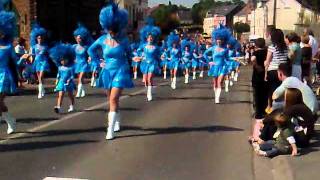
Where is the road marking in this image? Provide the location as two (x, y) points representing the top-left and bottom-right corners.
(43, 177), (89, 180)
(0, 82), (169, 144)
(315, 124), (320, 126)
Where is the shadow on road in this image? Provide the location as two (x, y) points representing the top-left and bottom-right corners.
(116, 125), (243, 139)
(17, 117), (59, 124)
(0, 140), (98, 152)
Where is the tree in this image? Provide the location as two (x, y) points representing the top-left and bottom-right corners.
(151, 4), (180, 35)
(233, 22), (250, 39)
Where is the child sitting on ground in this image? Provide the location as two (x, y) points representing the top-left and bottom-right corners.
(253, 110), (298, 157)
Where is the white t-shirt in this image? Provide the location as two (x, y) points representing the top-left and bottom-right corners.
(267, 45), (288, 71)
(273, 76), (318, 113)
(309, 35), (318, 57)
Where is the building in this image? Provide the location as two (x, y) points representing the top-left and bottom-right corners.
(203, 4), (242, 36)
(10, 0), (148, 46)
(250, 0), (320, 38)
(233, 0), (255, 24)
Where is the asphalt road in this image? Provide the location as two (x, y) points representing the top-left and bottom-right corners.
(0, 66), (262, 180)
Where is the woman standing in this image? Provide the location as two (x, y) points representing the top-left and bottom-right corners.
(204, 25), (231, 104)
(138, 19), (161, 101)
(301, 35), (312, 85)
(30, 24), (50, 99)
(264, 29), (288, 113)
(0, 2), (20, 134)
(167, 32), (180, 89)
(73, 24), (92, 98)
(181, 43), (192, 84)
(285, 32), (302, 80)
(88, 1), (134, 140)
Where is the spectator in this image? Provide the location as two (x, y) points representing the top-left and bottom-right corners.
(272, 63), (318, 114)
(301, 35), (312, 85)
(264, 29), (288, 114)
(251, 38), (268, 121)
(286, 32), (302, 80)
(14, 37), (28, 88)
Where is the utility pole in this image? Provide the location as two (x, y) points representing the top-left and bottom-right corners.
(273, 0), (276, 27)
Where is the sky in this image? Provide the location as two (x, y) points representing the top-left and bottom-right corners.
(149, 0), (199, 8)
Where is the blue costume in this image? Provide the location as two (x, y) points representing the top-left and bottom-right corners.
(140, 44), (161, 74)
(73, 44), (90, 73)
(49, 43), (76, 92)
(73, 24), (93, 74)
(160, 49), (169, 68)
(169, 48), (180, 70)
(30, 24), (50, 73)
(0, 45), (18, 94)
(205, 45), (229, 77)
(131, 43), (140, 68)
(88, 34), (133, 89)
(192, 51), (200, 68)
(181, 49), (192, 69)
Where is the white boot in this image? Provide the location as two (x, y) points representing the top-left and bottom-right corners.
(200, 71), (204, 78)
(41, 85), (45, 97)
(230, 79), (234, 86)
(172, 77), (177, 89)
(68, 105), (74, 113)
(80, 85), (86, 98)
(134, 72), (137, 79)
(106, 112), (116, 140)
(90, 76), (95, 87)
(38, 84), (42, 99)
(193, 72), (196, 80)
(231, 71), (235, 79)
(164, 71), (167, 79)
(114, 112), (121, 132)
(147, 86), (153, 101)
(76, 84), (82, 98)
(3, 112), (16, 134)
(215, 88), (221, 104)
(234, 72), (239, 82)
(93, 78), (97, 87)
(225, 80), (229, 92)
(184, 74), (189, 84)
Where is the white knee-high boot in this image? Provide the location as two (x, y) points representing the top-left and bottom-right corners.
(230, 79), (233, 86)
(106, 112), (117, 140)
(225, 80), (229, 92)
(184, 74), (189, 84)
(114, 112), (121, 132)
(147, 86), (153, 101)
(193, 71), (196, 80)
(41, 84), (45, 97)
(80, 84), (86, 97)
(172, 77), (177, 89)
(200, 71), (204, 78)
(2, 112), (16, 134)
(215, 88), (221, 104)
(164, 71), (167, 79)
(38, 84), (42, 99)
(76, 84), (82, 98)
(90, 76), (95, 87)
(234, 72), (239, 82)
(231, 71), (235, 79)
(134, 72), (137, 79)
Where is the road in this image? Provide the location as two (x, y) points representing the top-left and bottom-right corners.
(0, 66), (263, 180)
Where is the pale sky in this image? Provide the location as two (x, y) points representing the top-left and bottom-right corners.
(149, 0), (199, 8)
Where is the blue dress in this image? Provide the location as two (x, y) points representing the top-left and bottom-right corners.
(140, 44), (160, 75)
(0, 45), (17, 94)
(192, 52), (199, 68)
(160, 50), (169, 67)
(55, 66), (76, 92)
(88, 33), (134, 89)
(31, 44), (50, 72)
(73, 44), (90, 73)
(131, 51), (140, 67)
(204, 45), (228, 77)
(168, 48), (180, 70)
(181, 50), (192, 69)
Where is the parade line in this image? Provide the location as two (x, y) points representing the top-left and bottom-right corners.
(0, 82), (169, 144)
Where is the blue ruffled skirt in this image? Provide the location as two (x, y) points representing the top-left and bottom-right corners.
(55, 80), (76, 92)
(140, 61), (160, 74)
(74, 61), (90, 73)
(33, 56), (50, 72)
(96, 65), (134, 89)
(0, 68), (16, 94)
(208, 64), (227, 77)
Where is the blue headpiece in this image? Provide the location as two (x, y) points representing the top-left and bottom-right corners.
(49, 43), (75, 67)
(73, 23), (93, 46)
(166, 31), (180, 48)
(30, 23), (47, 46)
(130, 43), (138, 51)
(227, 37), (238, 49)
(0, 0), (15, 43)
(212, 24), (232, 44)
(181, 39), (190, 50)
(139, 17), (161, 44)
(99, 0), (128, 33)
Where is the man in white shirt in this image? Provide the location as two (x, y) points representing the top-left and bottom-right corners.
(272, 63), (318, 114)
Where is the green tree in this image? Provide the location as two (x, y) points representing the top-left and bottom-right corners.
(233, 22), (250, 39)
(151, 4), (180, 35)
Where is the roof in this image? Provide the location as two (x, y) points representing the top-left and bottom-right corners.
(207, 5), (240, 17)
(235, 1), (255, 16)
(296, 0), (320, 13)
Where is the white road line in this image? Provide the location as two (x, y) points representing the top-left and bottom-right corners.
(0, 82), (168, 144)
(43, 177), (89, 180)
(315, 124), (320, 126)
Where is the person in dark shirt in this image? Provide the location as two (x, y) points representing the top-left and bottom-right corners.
(301, 35), (313, 86)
